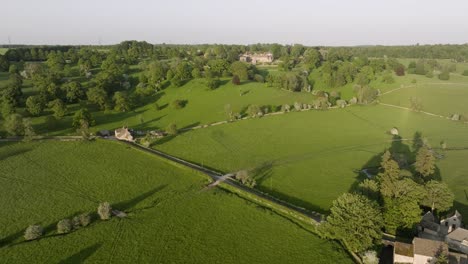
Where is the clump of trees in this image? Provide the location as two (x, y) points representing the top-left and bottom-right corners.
(57, 219), (73, 234)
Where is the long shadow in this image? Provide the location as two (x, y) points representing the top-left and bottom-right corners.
(0, 145), (32, 162)
(58, 243), (102, 264)
(113, 185), (167, 212)
(252, 162), (274, 185)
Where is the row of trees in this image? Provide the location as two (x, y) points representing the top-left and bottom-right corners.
(24, 202), (112, 241)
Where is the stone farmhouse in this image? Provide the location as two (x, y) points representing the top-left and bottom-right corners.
(239, 52), (273, 64)
(115, 127), (134, 142)
(394, 237), (448, 264)
(393, 211), (468, 264)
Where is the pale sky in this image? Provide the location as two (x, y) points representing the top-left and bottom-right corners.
(1, 0), (468, 46)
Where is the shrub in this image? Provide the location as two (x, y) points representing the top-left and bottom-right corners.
(382, 72), (395, 84)
(438, 71), (450, 80)
(57, 219), (73, 234)
(166, 123), (178, 135)
(247, 105), (261, 117)
(98, 202), (112, 220)
(425, 71), (434, 78)
(24, 225), (43, 241)
(205, 78), (220, 89)
(394, 64), (405, 76)
(281, 104), (291, 113)
(254, 74), (264, 83)
(235, 170), (256, 188)
(171, 99), (187, 109)
(79, 213), (91, 227)
(462, 70), (468, 76)
(171, 77), (183, 87)
(411, 79), (417, 84)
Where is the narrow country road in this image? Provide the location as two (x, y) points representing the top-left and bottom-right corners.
(122, 141), (323, 223)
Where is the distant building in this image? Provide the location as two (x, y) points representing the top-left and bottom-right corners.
(239, 52), (273, 64)
(115, 127), (134, 142)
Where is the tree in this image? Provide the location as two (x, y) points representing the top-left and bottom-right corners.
(22, 118), (36, 142)
(358, 179), (380, 201)
(322, 193), (383, 252)
(414, 146), (435, 178)
(235, 170), (256, 187)
(303, 48), (321, 70)
(247, 104), (262, 118)
(86, 86), (108, 110)
(4, 113), (24, 136)
(422, 181), (454, 212)
(24, 225), (43, 241)
(48, 99), (67, 119)
(0, 55), (10, 72)
(63, 81), (84, 103)
(383, 197), (422, 234)
(98, 202), (112, 220)
(72, 108), (95, 128)
(353, 85), (377, 104)
(230, 61), (249, 80)
(113, 91), (132, 112)
(79, 213), (91, 227)
(232, 75), (240, 85)
(77, 119), (91, 140)
(26, 95), (45, 116)
(205, 78), (220, 90)
(57, 219), (73, 234)
(166, 123), (178, 135)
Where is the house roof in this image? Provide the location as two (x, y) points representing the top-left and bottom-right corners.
(413, 237), (448, 257)
(394, 241), (413, 257)
(447, 228), (468, 242)
(421, 211), (440, 231)
(449, 252), (468, 264)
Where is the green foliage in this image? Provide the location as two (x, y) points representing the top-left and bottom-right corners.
(205, 78), (220, 90)
(353, 85), (377, 104)
(322, 193), (383, 252)
(24, 225), (43, 241)
(4, 113), (24, 136)
(97, 202), (112, 220)
(230, 61), (249, 80)
(438, 70), (450, 80)
(462, 70), (468, 76)
(414, 146), (435, 178)
(232, 75), (240, 85)
(72, 108), (95, 128)
(57, 219), (73, 234)
(422, 181), (454, 212)
(86, 86), (109, 110)
(113, 91), (132, 112)
(383, 197), (422, 234)
(48, 99), (67, 119)
(171, 99), (187, 109)
(235, 170), (256, 188)
(26, 95), (45, 116)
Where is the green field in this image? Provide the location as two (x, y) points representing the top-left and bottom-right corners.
(154, 104), (468, 214)
(0, 140), (352, 263)
(380, 75), (468, 117)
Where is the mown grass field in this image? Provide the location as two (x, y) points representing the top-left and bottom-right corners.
(0, 140), (352, 263)
(379, 74), (468, 117)
(154, 104), (468, 214)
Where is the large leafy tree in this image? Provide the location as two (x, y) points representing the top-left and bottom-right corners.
(322, 193), (383, 252)
(383, 197), (422, 234)
(72, 108), (95, 129)
(422, 181), (454, 212)
(230, 61), (249, 81)
(415, 146), (436, 178)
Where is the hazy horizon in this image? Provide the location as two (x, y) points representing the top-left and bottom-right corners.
(2, 0), (468, 46)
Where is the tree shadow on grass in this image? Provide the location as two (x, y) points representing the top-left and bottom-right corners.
(0, 145), (32, 162)
(58, 243), (102, 264)
(113, 185), (167, 213)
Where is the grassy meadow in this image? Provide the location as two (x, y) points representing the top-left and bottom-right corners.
(154, 104), (468, 214)
(0, 140), (353, 263)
